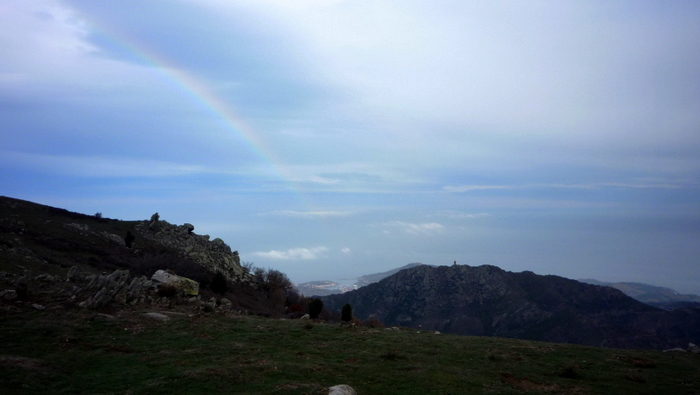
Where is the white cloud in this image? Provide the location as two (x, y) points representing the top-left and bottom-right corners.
(382, 221), (445, 235)
(251, 246), (329, 260)
(437, 211), (491, 220)
(262, 210), (352, 219)
(0, 151), (220, 178)
(443, 185), (511, 193)
(341, 247), (351, 254)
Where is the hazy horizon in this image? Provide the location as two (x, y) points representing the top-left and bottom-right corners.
(2, 1), (699, 293)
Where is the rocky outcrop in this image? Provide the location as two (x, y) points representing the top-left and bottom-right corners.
(323, 264), (700, 350)
(77, 269), (153, 308)
(135, 219), (252, 284)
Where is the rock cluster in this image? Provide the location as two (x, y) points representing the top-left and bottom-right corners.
(135, 216), (252, 284)
(76, 269), (153, 308)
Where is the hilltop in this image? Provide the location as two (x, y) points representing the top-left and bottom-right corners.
(323, 264), (700, 350)
(579, 279), (700, 309)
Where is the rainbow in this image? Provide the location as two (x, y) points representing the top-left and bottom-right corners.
(84, 16), (309, 207)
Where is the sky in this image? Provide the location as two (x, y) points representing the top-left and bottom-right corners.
(2, 1), (700, 293)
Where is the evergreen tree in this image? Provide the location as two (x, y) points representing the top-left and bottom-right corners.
(341, 303), (353, 322)
(308, 298), (324, 319)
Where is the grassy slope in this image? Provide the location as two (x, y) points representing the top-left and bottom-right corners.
(1, 307), (699, 394)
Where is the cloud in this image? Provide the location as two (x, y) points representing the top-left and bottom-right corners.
(251, 246), (329, 260)
(443, 185), (511, 193)
(443, 181), (689, 193)
(0, 151), (221, 178)
(341, 247), (351, 254)
(262, 210), (352, 219)
(381, 221), (445, 235)
(436, 211), (491, 220)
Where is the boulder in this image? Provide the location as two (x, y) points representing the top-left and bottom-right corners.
(328, 385), (357, 395)
(151, 270), (199, 296)
(182, 223), (195, 234)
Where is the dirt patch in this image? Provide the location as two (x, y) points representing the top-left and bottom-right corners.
(500, 372), (561, 392)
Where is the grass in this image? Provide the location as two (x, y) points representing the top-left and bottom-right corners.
(1, 307), (699, 394)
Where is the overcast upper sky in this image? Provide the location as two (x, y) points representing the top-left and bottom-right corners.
(2, 1), (699, 293)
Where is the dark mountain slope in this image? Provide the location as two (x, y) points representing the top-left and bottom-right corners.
(579, 278), (700, 308)
(323, 264), (700, 349)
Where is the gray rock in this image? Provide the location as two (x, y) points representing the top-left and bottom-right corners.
(689, 343), (700, 354)
(34, 274), (55, 282)
(66, 266), (81, 282)
(182, 223), (195, 234)
(101, 232), (126, 246)
(32, 304), (46, 311)
(328, 385), (357, 395)
(220, 298), (232, 307)
(300, 314), (310, 320)
(1, 289), (18, 301)
(151, 270), (199, 296)
(143, 312), (170, 321)
(78, 269), (134, 308)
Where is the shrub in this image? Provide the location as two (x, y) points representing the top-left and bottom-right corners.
(364, 316), (385, 329)
(308, 298), (324, 319)
(341, 303), (353, 322)
(157, 283), (178, 298)
(124, 231), (135, 248)
(211, 271), (228, 295)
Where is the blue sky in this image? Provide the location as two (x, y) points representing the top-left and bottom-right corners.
(2, 1), (700, 293)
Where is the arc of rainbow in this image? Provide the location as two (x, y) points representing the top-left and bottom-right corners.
(84, 18), (313, 209)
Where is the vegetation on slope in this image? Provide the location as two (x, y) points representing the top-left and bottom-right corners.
(2, 307), (700, 394)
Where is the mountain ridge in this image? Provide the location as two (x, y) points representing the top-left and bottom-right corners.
(322, 264), (700, 349)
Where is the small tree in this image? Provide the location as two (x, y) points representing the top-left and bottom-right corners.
(211, 271), (228, 295)
(341, 303), (353, 322)
(308, 298), (324, 319)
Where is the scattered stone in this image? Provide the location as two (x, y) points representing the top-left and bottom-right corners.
(689, 343), (700, 354)
(434, 331), (441, 334)
(300, 314), (310, 320)
(220, 298), (232, 308)
(101, 231), (126, 246)
(34, 273), (54, 282)
(143, 312), (170, 321)
(32, 304), (46, 311)
(66, 266), (81, 282)
(182, 223), (195, 234)
(328, 384), (357, 395)
(1, 289), (18, 301)
(78, 269), (140, 308)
